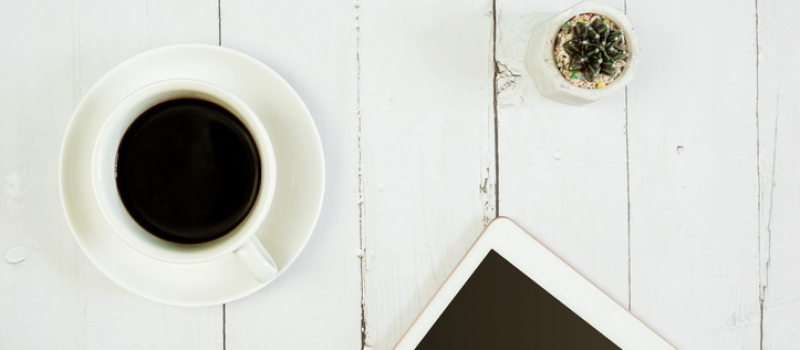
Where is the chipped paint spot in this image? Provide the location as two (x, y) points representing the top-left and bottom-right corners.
(4, 173), (22, 209)
(479, 166), (495, 226)
(4, 173), (20, 197)
(496, 62), (521, 94)
(5, 246), (32, 264)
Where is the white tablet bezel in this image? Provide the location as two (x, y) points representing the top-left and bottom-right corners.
(394, 217), (675, 350)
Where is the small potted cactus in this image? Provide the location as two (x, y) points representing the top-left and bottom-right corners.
(525, 1), (639, 105)
(555, 13), (628, 88)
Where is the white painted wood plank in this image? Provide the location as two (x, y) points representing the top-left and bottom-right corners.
(78, 0), (221, 93)
(221, 1), (362, 348)
(359, 1), (496, 348)
(0, 1), (84, 348)
(626, 0), (760, 348)
(496, 0), (630, 309)
(77, 1), (224, 349)
(0, 0), (223, 348)
(757, 0), (800, 347)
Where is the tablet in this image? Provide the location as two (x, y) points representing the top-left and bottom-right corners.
(394, 217), (674, 349)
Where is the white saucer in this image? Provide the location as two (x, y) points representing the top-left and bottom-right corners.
(59, 44), (325, 307)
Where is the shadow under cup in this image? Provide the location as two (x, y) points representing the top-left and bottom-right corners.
(115, 98), (261, 244)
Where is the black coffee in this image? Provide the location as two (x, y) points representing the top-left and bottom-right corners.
(116, 98), (261, 244)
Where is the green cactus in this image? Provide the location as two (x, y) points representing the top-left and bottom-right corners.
(563, 17), (628, 82)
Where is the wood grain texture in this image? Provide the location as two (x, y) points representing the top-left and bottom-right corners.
(77, 0), (220, 92)
(221, 0), (362, 348)
(626, 0), (760, 348)
(359, 0), (496, 348)
(5, 0), (800, 348)
(757, 0), (800, 347)
(0, 1), (83, 348)
(495, 0), (630, 309)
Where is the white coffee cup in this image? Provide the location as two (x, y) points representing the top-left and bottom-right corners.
(92, 79), (279, 283)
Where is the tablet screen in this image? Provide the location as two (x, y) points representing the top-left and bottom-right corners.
(417, 249), (620, 349)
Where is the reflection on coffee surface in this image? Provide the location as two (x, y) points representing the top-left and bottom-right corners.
(116, 98), (261, 244)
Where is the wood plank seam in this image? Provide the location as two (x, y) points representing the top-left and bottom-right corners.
(223, 304), (227, 350)
(759, 70), (779, 350)
(355, 0), (369, 349)
(754, 0), (771, 349)
(625, 83), (631, 312)
(755, 0), (762, 345)
(492, 0), (501, 220)
(623, 0), (632, 313)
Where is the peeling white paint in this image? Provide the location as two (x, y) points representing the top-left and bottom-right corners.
(5, 246), (32, 264)
(4, 172), (22, 209)
(4, 172), (20, 197)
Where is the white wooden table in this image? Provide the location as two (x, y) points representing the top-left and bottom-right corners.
(1, 0), (797, 348)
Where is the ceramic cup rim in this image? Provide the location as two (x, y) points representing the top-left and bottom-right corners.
(91, 78), (277, 264)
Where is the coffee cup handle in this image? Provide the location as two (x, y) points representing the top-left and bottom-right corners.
(233, 237), (278, 283)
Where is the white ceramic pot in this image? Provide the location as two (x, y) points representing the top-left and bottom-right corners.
(525, 1), (639, 105)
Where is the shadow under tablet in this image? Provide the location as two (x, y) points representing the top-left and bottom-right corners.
(417, 250), (621, 350)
